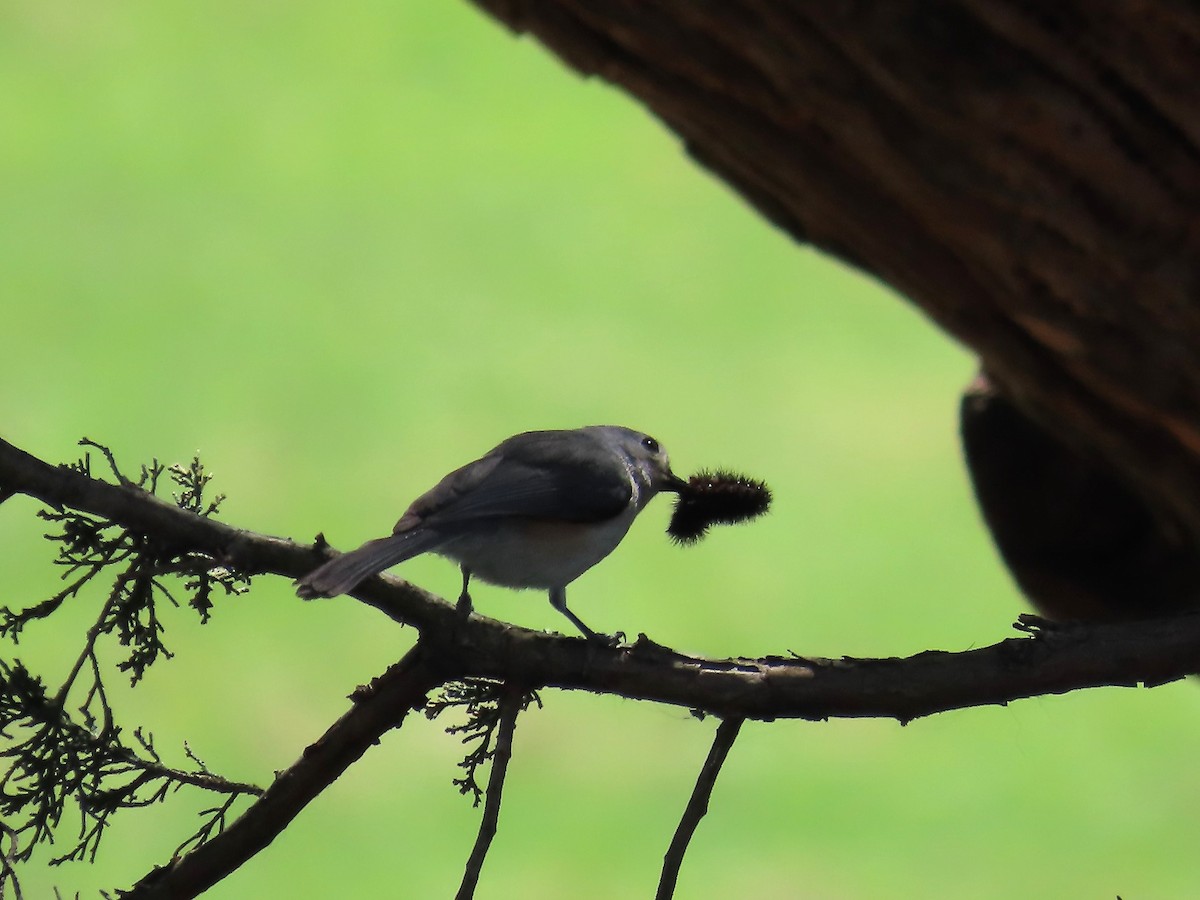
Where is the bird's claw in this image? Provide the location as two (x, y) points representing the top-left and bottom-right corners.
(587, 629), (626, 648)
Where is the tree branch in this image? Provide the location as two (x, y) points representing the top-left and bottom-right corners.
(657, 717), (743, 900)
(3, 435), (1199, 728)
(454, 684), (524, 900)
(0, 436), (447, 631)
(7, 437), (1200, 895)
(119, 643), (445, 900)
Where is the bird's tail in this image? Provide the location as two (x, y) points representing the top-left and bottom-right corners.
(296, 530), (442, 598)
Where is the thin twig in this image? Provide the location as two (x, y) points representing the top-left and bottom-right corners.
(657, 717), (744, 900)
(78, 438), (133, 486)
(55, 589), (120, 707)
(0, 820), (22, 900)
(455, 685), (523, 900)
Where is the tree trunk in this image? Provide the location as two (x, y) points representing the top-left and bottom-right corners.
(471, 0), (1200, 617)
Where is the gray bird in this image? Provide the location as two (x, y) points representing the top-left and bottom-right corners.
(296, 426), (683, 640)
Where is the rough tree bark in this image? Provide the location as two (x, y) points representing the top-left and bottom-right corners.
(471, 0), (1200, 618)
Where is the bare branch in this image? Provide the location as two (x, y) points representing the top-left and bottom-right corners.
(7, 437), (1200, 895)
(657, 717), (743, 900)
(0, 436), (446, 632)
(5, 436), (1200, 724)
(0, 820), (22, 900)
(455, 685), (524, 900)
(120, 642), (445, 900)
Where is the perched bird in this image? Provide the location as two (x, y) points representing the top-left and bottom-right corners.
(297, 426), (683, 641)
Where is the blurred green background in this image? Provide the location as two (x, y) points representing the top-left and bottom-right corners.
(4, 2), (1200, 897)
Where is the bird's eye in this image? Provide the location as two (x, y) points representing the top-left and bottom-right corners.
(641, 436), (660, 453)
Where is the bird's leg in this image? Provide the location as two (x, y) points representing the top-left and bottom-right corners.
(456, 566), (473, 620)
(548, 587), (622, 646)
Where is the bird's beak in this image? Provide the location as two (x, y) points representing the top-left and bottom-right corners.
(662, 470), (688, 493)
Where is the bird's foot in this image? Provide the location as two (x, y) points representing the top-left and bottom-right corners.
(583, 629), (626, 648)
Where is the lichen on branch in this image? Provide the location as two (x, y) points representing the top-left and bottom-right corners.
(0, 440), (258, 896)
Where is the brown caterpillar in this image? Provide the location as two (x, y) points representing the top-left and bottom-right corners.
(667, 470), (772, 545)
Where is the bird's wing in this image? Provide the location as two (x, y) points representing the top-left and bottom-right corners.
(395, 430), (633, 531)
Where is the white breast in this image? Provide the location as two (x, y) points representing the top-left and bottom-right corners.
(436, 503), (641, 590)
